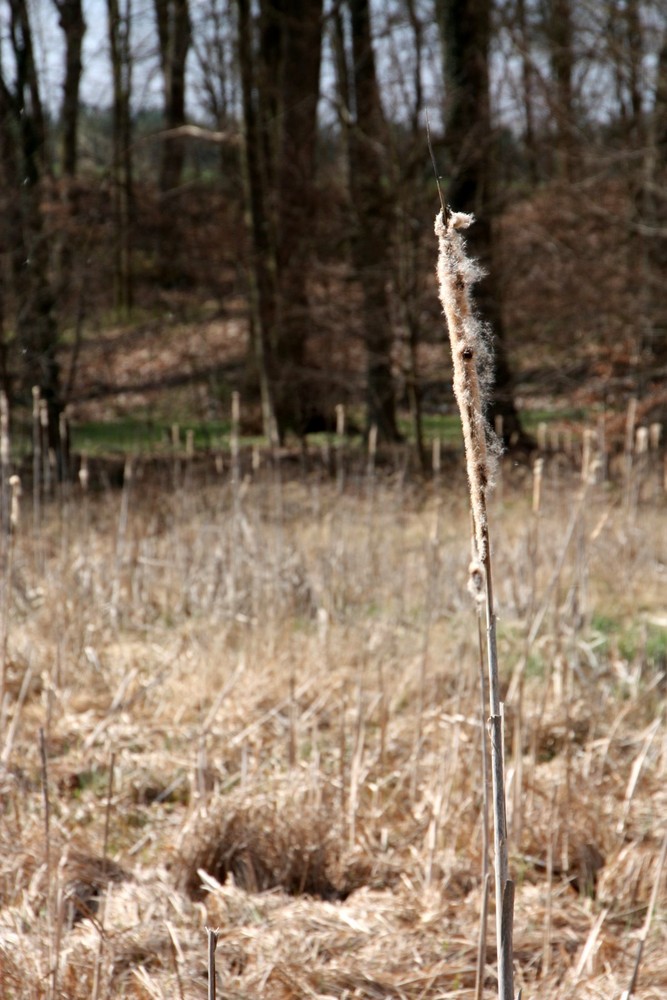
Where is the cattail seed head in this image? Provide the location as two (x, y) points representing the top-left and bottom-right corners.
(435, 209), (500, 560)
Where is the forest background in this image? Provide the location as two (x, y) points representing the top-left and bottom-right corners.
(1, 0), (666, 458)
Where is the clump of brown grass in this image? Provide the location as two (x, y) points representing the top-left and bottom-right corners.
(177, 787), (380, 902)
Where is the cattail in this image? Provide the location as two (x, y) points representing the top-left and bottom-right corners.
(434, 210), (499, 563)
(434, 207), (513, 1000)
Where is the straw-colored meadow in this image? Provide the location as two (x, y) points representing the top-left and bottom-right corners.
(0, 435), (665, 999)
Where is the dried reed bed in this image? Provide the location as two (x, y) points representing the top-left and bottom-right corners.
(0, 449), (665, 998)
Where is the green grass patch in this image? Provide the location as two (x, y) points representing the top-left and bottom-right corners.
(70, 418), (248, 455)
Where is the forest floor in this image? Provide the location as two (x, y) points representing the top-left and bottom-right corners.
(0, 446), (666, 998)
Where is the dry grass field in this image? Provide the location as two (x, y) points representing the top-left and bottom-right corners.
(0, 435), (665, 999)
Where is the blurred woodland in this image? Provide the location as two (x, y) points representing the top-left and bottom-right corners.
(1, 0), (667, 458)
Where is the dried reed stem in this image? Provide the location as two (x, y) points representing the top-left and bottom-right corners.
(475, 612), (491, 1000)
(207, 927), (219, 1000)
(435, 208), (514, 1000)
(622, 827), (667, 999)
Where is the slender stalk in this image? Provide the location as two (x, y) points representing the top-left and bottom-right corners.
(39, 727), (56, 1000)
(475, 611), (491, 1000)
(622, 827), (667, 999)
(435, 208), (515, 999)
(207, 927), (219, 1000)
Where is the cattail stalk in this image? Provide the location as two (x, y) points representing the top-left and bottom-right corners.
(207, 927), (219, 1000)
(435, 208), (515, 999)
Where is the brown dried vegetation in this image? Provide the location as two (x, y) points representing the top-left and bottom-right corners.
(0, 444), (665, 998)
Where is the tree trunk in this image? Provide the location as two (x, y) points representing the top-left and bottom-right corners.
(546, 0), (575, 178)
(53, 0), (85, 177)
(236, 0), (324, 443)
(154, 0), (191, 193)
(436, 0), (524, 445)
(272, 0), (324, 434)
(0, 2), (62, 453)
(346, 0), (401, 442)
(515, 0), (537, 181)
(236, 0), (278, 444)
(639, 26), (667, 367)
(107, 0), (134, 315)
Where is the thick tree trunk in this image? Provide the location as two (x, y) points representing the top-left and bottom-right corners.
(347, 0), (401, 442)
(107, 0), (134, 315)
(54, 0), (85, 177)
(437, 0), (524, 445)
(236, 0), (324, 443)
(236, 0), (278, 444)
(272, 0), (323, 434)
(154, 0), (191, 193)
(547, 0), (575, 179)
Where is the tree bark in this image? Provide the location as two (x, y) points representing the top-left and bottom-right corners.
(107, 0), (134, 315)
(347, 0), (401, 442)
(154, 0), (191, 193)
(53, 0), (85, 177)
(272, 0), (324, 434)
(236, 0), (324, 443)
(546, 0), (575, 178)
(236, 0), (278, 444)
